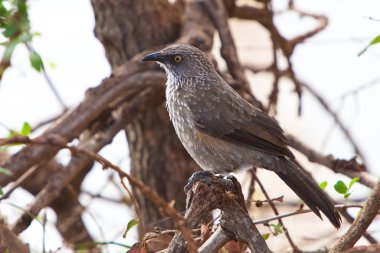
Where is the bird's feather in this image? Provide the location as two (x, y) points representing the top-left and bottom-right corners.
(189, 81), (294, 158)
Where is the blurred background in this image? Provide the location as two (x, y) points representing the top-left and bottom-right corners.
(0, 0), (380, 252)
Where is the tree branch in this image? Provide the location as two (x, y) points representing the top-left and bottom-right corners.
(0, 70), (164, 187)
(0, 220), (29, 253)
(330, 177), (380, 252)
(287, 134), (377, 189)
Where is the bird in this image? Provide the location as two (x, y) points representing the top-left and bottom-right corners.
(141, 44), (341, 228)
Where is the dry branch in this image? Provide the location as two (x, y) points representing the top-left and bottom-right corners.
(253, 173), (301, 252)
(287, 134), (377, 189)
(167, 174), (270, 253)
(1, 134), (198, 252)
(330, 177), (380, 252)
(0, 220), (29, 253)
(0, 70), (163, 187)
(10, 72), (165, 234)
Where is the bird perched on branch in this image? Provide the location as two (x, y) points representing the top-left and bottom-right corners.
(142, 44), (341, 228)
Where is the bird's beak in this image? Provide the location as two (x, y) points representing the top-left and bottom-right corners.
(141, 52), (165, 63)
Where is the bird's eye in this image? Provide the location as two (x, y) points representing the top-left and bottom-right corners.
(174, 55), (182, 63)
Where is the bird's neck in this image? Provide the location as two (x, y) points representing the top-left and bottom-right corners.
(166, 71), (210, 91)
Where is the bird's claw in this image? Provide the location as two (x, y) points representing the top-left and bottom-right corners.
(184, 171), (214, 192)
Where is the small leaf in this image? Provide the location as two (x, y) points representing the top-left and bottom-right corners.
(334, 180), (348, 194)
(319, 181), (328, 190)
(348, 177), (359, 190)
(0, 187), (3, 196)
(3, 23), (17, 38)
(0, 167), (12, 176)
(123, 219), (138, 238)
(270, 223), (283, 236)
(20, 122), (32, 136)
(262, 233), (270, 240)
(344, 193), (351, 199)
(358, 35), (380, 56)
(29, 52), (43, 72)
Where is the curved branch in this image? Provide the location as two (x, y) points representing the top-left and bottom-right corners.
(10, 73), (165, 234)
(0, 70), (163, 186)
(330, 177), (380, 252)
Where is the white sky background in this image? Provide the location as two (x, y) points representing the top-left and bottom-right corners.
(0, 0), (380, 252)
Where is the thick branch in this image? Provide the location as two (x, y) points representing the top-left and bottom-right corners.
(167, 174), (270, 253)
(0, 70), (163, 187)
(330, 177), (380, 252)
(11, 74), (165, 234)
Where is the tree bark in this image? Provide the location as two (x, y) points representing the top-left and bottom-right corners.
(91, 0), (199, 233)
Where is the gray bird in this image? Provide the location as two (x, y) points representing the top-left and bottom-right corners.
(142, 44), (341, 228)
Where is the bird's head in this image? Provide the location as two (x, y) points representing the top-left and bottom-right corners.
(141, 44), (215, 83)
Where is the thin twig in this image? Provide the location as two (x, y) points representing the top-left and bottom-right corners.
(339, 76), (380, 100)
(253, 172), (301, 253)
(0, 165), (38, 201)
(299, 79), (367, 163)
(32, 110), (68, 132)
(26, 44), (67, 110)
(287, 134), (377, 189)
(252, 204), (365, 225)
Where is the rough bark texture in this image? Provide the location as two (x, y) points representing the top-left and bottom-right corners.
(91, 0), (199, 232)
(92, 0), (181, 65)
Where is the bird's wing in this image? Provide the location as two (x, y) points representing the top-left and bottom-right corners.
(189, 84), (294, 158)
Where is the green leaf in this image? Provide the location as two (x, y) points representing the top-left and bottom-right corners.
(344, 193), (351, 199)
(358, 35), (380, 56)
(334, 180), (348, 194)
(20, 122), (32, 136)
(262, 233), (270, 240)
(29, 52), (43, 72)
(319, 181), (328, 190)
(3, 22), (17, 38)
(0, 2), (8, 17)
(270, 223), (283, 236)
(0, 187), (3, 196)
(123, 219), (138, 238)
(0, 167), (12, 176)
(348, 177), (359, 191)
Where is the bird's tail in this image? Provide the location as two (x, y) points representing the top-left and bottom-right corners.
(274, 158), (341, 228)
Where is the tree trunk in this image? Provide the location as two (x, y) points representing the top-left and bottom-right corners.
(91, 0), (199, 233)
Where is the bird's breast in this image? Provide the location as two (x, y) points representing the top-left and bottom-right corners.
(165, 84), (253, 173)
(165, 85), (196, 134)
